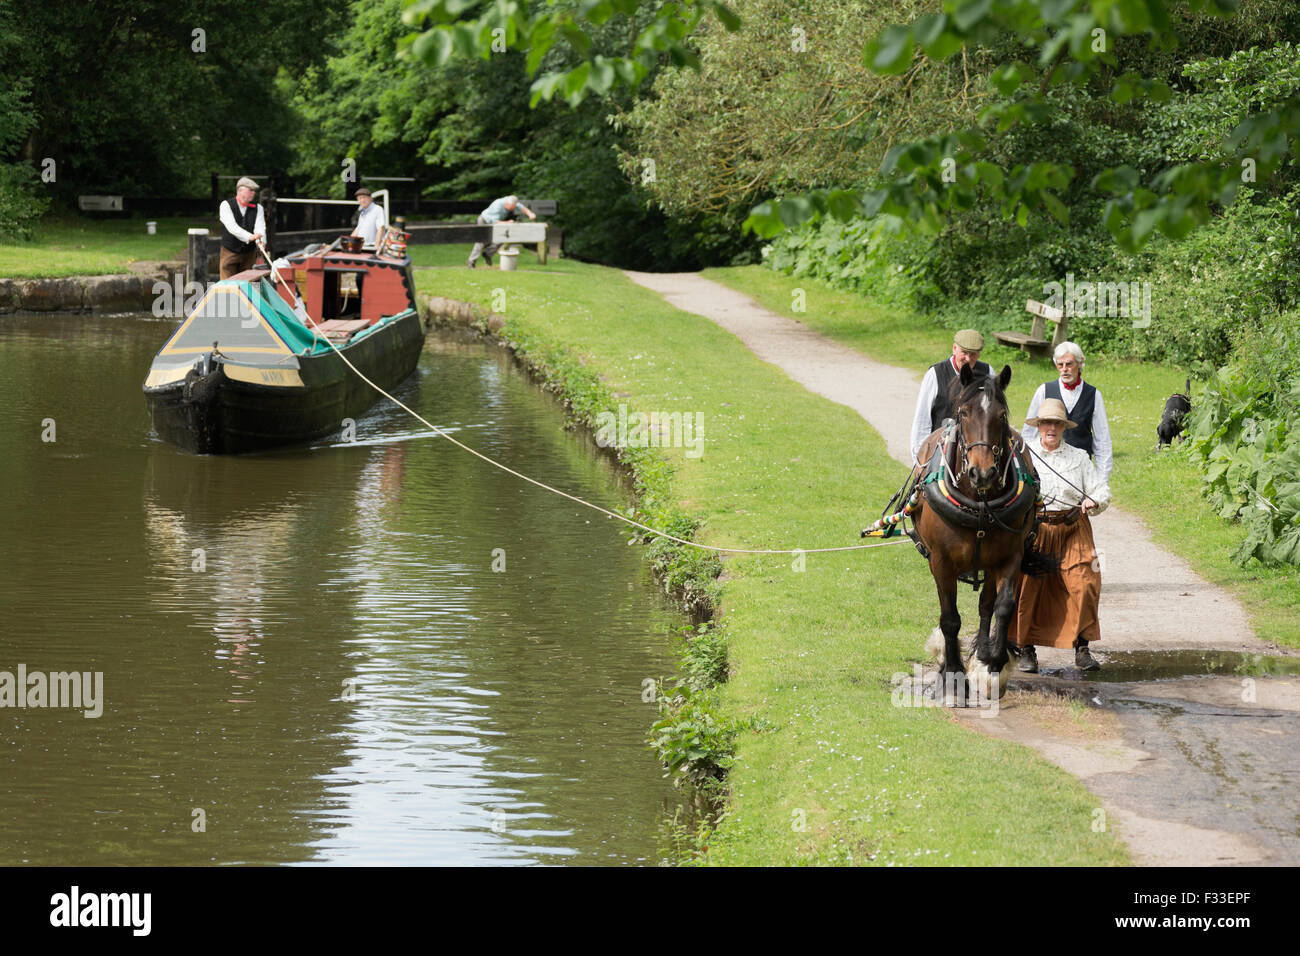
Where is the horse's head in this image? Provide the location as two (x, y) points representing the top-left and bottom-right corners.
(952, 363), (1013, 496)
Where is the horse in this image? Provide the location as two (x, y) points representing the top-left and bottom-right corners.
(909, 363), (1046, 706)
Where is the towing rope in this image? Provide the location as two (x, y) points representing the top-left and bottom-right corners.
(252, 246), (910, 557)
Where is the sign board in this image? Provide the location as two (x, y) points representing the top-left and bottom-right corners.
(491, 222), (548, 244)
(78, 195), (124, 212)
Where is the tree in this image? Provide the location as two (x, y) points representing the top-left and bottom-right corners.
(400, 0), (740, 104)
(743, 0), (1300, 252)
(2, 0), (346, 199)
(399, 0), (1300, 255)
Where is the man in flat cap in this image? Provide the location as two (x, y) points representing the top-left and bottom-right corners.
(218, 177), (266, 279)
(351, 187), (386, 250)
(909, 329), (993, 464)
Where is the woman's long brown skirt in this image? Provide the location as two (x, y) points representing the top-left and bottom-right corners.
(1008, 514), (1101, 649)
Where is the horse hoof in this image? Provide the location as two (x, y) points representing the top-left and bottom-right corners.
(937, 671), (968, 708)
(965, 656), (1010, 704)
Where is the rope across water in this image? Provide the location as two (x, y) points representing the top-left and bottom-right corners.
(253, 246), (910, 557)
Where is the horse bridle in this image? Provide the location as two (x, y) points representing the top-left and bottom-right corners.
(954, 403), (1012, 493)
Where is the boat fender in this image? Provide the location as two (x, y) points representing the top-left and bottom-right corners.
(183, 353), (223, 409)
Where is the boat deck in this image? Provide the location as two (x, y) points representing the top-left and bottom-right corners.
(315, 318), (371, 341)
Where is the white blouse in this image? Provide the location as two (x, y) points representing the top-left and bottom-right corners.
(1023, 436), (1111, 514)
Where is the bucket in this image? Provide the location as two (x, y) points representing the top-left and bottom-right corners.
(146, 221), (157, 235)
(499, 244), (520, 272)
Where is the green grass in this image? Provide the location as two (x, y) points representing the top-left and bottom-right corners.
(415, 259), (1129, 865)
(704, 265), (1300, 649)
(0, 216), (211, 278)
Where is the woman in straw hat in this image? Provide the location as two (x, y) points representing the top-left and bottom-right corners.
(1011, 397), (1111, 673)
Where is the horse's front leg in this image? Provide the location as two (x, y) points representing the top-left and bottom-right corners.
(989, 561), (1020, 674)
(932, 560), (965, 707)
(974, 558), (1021, 706)
(974, 573), (997, 668)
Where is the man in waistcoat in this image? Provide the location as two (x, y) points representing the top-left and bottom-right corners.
(217, 177), (266, 279)
(1021, 341), (1113, 482)
(909, 329), (993, 465)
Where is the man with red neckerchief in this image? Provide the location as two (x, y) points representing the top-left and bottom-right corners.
(217, 177), (266, 279)
(1021, 341), (1113, 483)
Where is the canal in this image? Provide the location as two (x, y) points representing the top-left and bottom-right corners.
(0, 313), (684, 865)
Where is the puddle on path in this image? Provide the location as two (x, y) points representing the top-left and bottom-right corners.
(1037, 649), (1300, 684)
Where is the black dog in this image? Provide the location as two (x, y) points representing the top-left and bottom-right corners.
(1157, 378), (1192, 449)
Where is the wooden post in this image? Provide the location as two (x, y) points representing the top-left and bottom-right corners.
(188, 228), (210, 287)
(210, 172), (219, 202)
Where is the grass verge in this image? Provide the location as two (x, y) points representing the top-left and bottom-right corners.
(704, 266), (1300, 650)
(415, 257), (1129, 865)
(0, 216), (207, 278)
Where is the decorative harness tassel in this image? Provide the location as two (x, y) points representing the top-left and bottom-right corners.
(862, 488), (922, 539)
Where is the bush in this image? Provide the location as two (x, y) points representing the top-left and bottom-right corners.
(765, 214), (937, 308)
(764, 186), (1300, 371)
(1186, 318), (1300, 566)
(0, 162), (49, 242)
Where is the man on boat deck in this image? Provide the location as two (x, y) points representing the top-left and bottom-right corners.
(1021, 341), (1113, 482)
(467, 195), (537, 268)
(218, 177), (266, 279)
(351, 187), (386, 249)
(909, 329), (993, 466)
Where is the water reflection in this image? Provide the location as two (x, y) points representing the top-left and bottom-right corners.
(0, 316), (682, 865)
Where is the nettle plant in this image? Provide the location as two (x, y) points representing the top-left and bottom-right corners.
(1186, 320), (1300, 567)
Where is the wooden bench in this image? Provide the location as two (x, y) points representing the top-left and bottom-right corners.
(995, 300), (1069, 357)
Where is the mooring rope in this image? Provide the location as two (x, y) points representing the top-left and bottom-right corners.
(252, 245), (909, 556)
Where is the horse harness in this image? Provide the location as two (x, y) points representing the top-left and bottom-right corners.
(866, 418), (1041, 590)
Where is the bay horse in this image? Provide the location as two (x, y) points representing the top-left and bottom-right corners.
(910, 363), (1044, 706)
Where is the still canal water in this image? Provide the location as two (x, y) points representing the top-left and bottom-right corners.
(0, 313), (684, 865)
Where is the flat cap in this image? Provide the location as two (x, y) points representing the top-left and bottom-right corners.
(354, 187), (372, 197)
(954, 328), (985, 352)
(237, 176), (260, 191)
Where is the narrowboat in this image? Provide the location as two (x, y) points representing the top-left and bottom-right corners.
(143, 236), (425, 454)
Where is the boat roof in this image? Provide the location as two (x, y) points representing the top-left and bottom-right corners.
(157, 277), (335, 360)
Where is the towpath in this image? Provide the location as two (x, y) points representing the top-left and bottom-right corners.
(624, 269), (1300, 866)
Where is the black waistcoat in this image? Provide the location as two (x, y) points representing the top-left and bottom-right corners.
(1045, 379), (1096, 456)
(220, 198), (259, 253)
(930, 359), (993, 432)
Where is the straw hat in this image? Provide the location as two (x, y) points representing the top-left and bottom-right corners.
(954, 328), (984, 352)
(1026, 398), (1076, 429)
